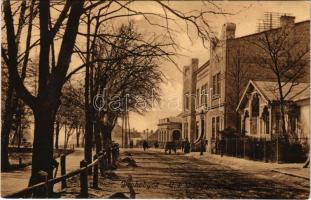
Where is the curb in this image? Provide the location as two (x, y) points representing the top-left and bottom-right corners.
(271, 169), (309, 180)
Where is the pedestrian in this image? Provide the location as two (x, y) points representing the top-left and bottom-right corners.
(200, 139), (204, 155)
(184, 138), (190, 154)
(143, 140), (148, 151)
(219, 138), (225, 157)
(181, 139), (185, 152)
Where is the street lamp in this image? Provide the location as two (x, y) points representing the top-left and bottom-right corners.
(200, 110), (205, 156)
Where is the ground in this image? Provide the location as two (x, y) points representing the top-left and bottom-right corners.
(61, 149), (310, 199)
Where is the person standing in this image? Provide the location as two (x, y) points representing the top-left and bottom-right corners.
(219, 138), (225, 157)
(143, 140), (148, 151)
(184, 138), (190, 154)
(200, 139), (204, 155)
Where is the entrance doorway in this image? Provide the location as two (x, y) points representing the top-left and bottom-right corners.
(172, 130), (181, 141)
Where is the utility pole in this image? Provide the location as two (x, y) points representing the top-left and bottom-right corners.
(124, 113), (128, 148)
(121, 115), (124, 148)
(128, 112), (131, 148)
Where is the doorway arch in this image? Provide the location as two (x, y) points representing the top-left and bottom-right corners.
(172, 130), (181, 141)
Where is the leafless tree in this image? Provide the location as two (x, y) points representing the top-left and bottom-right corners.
(227, 48), (250, 133)
(251, 23), (309, 141)
(2, 0), (226, 186)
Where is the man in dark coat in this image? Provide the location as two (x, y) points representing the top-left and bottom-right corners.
(184, 138), (190, 154)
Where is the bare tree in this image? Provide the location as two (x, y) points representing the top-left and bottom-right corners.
(2, 0), (226, 186)
(227, 48), (250, 133)
(251, 23), (309, 140)
(91, 22), (166, 151)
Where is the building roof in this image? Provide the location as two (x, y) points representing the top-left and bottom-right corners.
(252, 81), (309, 102)
(230, 20), (310, 42)
(236, 80), (310, 111)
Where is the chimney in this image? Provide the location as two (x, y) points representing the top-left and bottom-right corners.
(191, 58), (199, 71)
(221, 23), (236, 40)
(280, 15), (295, 28)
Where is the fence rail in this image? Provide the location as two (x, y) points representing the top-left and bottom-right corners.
(4, 143), (120, 198)
(212, 137), (309, 163)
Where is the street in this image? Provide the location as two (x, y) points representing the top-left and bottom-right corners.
(62, 149), (309, 199)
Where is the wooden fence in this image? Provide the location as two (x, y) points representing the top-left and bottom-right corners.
(4, 144), (120, 198)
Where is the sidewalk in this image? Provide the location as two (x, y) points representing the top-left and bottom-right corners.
(1, 148), (84, 197)
(187, 152), (309, 180)
(145, 147), (309, 180)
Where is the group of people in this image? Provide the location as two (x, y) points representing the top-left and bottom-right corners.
(141, 137), (218, 155)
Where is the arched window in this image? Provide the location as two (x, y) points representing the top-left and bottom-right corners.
(262, 106), (269, 134)
(251, 94), (259, 117)
(250, 94), (259, 134)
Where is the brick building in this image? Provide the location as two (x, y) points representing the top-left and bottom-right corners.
(181, 15), (310, 153)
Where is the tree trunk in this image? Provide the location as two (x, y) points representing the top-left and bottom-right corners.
(76, 126), (80, 148)
(277, 77), (288, 143)
(64, 123), (67, 149)
(84, 10), (93, 165)
(94, 122), (102, 154)
(100, 124), (111, 147)
(29, 107), (55, 186)
(55, 121), (60, 149)
(1, 83), (14, 171)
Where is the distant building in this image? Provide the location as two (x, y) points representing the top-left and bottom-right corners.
(112, 125), (143, 147)
(181, 15), (309, 153)
(157, 117), (182, 147)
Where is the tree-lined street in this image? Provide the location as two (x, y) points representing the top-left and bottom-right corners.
(61, 149), (309, 199)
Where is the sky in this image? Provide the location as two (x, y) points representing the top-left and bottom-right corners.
(122, 1), (310, 132)
(9, 1), (309, 142)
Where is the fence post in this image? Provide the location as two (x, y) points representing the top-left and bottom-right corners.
(264, 138), (267, 162)
(80, 160), (88, 198)
(35, 171), (48, 198)
(107, 147), (112, 168)
(60, 154), (66, 189)
(93, 155), (99, 188)
(104, 151), (108, 170)
(235, 138), (238, 157)
(243, 138), (246, 158)
(225, 138), (228, 155)
(98, 151), (105, 176)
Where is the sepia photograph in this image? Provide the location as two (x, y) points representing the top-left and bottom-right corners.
(1, 0), (310, 199)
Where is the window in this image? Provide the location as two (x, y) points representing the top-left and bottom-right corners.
(212, 73), (221, 97)
(212, 76), (216, 96)
(184, 123), (188, 138)
(196, 89), (199, 108)
(212, 116), (220, 139)
(212, 118), (216, 139)
(200, 84), (208, 107)
(216, 116), (220, 135)
(216, 73), (221, 96)
(262, 106), (269, 134)
(250, 94), (259, 134)
(185, 93), (189, 110)
(201, 119), (205, 137)
(251, 94), (259, 117)
(200, 86), (204, 106)
(196, 121), (199, 139)
(204, 84), (208, 106)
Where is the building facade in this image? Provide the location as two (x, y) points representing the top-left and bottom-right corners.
(181, 16), (310, 153)
(236, 80), (309, 139)
(157, 117), (182, 147)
